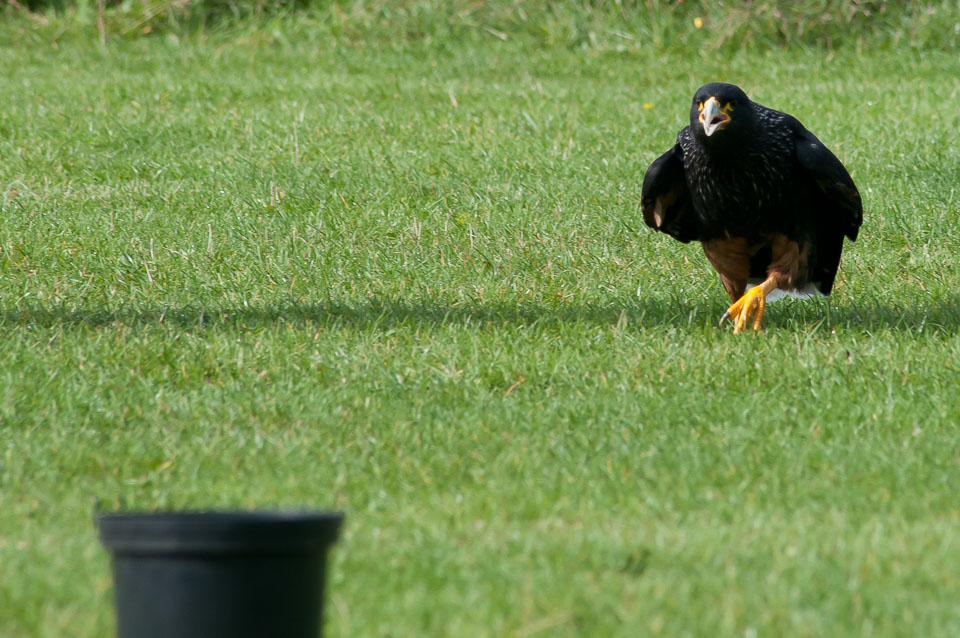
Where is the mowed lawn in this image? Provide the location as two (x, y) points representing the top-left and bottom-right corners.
(2, 19), (960, 637)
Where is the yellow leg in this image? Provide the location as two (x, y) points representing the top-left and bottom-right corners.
(720, 279), (777, 333)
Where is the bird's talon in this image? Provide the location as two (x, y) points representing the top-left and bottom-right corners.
(723, 286), (767, 334)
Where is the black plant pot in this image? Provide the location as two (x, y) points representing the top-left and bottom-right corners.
(98, 510), (344, 638)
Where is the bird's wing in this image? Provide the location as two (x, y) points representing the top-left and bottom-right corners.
(794, 126), (863, 241)
(641, 142), (699, 243)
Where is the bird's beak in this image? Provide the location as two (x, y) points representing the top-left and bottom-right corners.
(699, 96), (731, 137)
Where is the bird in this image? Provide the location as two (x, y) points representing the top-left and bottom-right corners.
(640, 82), (862, 333)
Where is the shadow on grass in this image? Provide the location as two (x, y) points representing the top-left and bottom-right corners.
(0, 297), (697, 330)
(1, 295), (959, 334)
(771, 295), (960, 335)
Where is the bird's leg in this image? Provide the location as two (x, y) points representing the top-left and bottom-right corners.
(719, 277), (778, 333)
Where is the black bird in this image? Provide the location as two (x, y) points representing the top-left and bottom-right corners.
(641, 82), (862, 332)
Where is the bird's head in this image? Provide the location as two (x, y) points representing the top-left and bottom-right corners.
(690, 83), (753, 144)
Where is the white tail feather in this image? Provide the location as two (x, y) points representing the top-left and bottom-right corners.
(744, 282), (823, 304)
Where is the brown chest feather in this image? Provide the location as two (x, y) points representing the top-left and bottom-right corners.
(701, 235), (811, 301)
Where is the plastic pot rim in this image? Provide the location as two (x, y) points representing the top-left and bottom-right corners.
(98, 509), (345, 555)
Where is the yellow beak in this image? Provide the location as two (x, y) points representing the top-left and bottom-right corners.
(699, 96), (731, 137)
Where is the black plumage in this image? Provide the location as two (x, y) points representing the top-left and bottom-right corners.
(641, 82), (863, 332)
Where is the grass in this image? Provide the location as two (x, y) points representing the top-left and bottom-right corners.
(2, 8), (960, 637)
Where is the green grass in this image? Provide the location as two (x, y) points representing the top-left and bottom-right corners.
(3, 9), (960, 637)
